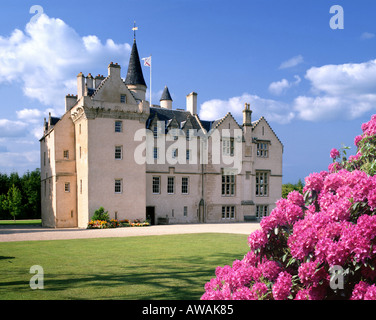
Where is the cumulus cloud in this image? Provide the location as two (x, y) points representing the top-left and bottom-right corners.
(0, 119), (29, 138)
(294, 59), (376, 121)
(199, 93), (295, 125)
(269, 75), (301, 95)
(0, 13), (131, 112)
(279, 55), (304, 69)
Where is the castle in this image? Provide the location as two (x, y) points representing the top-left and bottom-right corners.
(40, 36), (283, 228)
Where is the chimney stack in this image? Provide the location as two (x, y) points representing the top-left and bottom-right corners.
(77, 72), (85, 99)
(186, 92), (198, 115)
(243, 103), (252, 126)
(65, 94), (77, 112)
(86, 73), (94, 88)
(94, 74), (105, 88)
(108, 62), (121, 79)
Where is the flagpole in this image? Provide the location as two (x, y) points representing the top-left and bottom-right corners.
(150, 55), (152, 107)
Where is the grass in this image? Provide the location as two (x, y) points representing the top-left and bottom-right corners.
(0, 219), (41, 225)
(0, 233), (249, 300)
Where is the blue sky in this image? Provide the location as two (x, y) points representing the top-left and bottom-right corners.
(0, 0), (375, 183)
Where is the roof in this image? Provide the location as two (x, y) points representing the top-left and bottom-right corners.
(160, 86), (173, 101)
(124, 40), (147, 87)
(146, 107), (202, 133)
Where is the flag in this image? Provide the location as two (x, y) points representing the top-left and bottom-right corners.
(142, 56), (151, 67)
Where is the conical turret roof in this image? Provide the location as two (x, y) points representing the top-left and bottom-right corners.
(160, 86), (173, 101)
(124, 40), (146, 87)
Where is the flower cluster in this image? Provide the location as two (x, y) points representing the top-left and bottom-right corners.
(202, 113), (376, 300)
(87, 218), (150, 229)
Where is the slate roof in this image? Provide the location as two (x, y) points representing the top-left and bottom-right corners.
(160, 86), (173, 101)
(124, 40), (147, 87)
(146, 107), (202, 133)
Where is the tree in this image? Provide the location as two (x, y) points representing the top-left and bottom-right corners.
(281, 179), (304, 199)
(2, 184), (22, 221)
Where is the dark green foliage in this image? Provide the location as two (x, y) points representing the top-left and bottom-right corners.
(0, 169), (41, 220)
(282, 179), (304, 199)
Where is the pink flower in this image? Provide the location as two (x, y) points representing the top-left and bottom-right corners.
(272, 272), (292, 300)
(351, 281), (370, 300)
(354, 135), (363, 147)
(330, 148), (340, 159)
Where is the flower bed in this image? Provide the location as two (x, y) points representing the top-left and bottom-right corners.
(88, 218), (150, 229)
(202, 114), (376, 300)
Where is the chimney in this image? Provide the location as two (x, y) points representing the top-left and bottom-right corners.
(65, 94), (77, 112)
(186, 92), (198, 115)
(108, 62), (121, 79)
(86, 73), (94, 88)
(77, 72), (85, 99)
(243, 103), (252, 126)
(94, 74), (105, 88)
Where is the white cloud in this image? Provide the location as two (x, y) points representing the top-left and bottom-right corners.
(294, 59), (376, 121)
(0, 13), (131, 112)
(0, 119), (28, 138)
(16, 108), (42, 122)
(361, 32), (375, 40)
(269, 75), (301, 95)
(199, 93), (295, 125)
(279, 55), (304, 69)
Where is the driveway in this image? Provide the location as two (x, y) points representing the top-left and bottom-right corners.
(0, 223), (260, 242)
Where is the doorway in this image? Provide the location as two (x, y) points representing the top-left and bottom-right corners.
(146, 206), (155, 225)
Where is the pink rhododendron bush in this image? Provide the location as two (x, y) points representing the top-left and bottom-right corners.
(202, 114), (376, 300)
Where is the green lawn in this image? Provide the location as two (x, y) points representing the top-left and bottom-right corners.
(0, 219), (41, 225)
(0, 233), (249, 300)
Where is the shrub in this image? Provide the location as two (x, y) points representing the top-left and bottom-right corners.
(202, 114), (376, 300)
(91, 207), (110, 222)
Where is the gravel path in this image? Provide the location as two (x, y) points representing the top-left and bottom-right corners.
(0, 223), (260, 242)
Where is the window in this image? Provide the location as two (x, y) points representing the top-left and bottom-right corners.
(153, 147), (159, 159)
(152, 176), (160, 194)
(153, 126), (158, 139)
(172, 148), (178, 159)
(222, 138), (234, 156)
(79, 146), (82, 159)
(120, 94), (126, 103)
(222, 206), (235, 219)
(115, 179), (122, 193)
(79, 124), (81, 134)
(63, 150), (69, 159)
(186, 129), (191, 141)
(183, 206), (188, 217)
(65, 182), (70, 193)
(256, 205), (268, 218)
(182, 177), (189, 194)
(115, 121), (122, 133)
(256, 171), (269, 196)
(43, 152), (46, 166)
(222, 172), (235, 196)
(257, 142), (268, 158)
(115, 146), (123, 160)
(80, 179), (82, 194)
(186, 149), (190, 161)
(167, 177), (175, 194)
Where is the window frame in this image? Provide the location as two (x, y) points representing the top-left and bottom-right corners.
(182, 177), (189, 194)
(64, 182), (70, 193)
(222, 206), (235, 220)
(256, 171), (269, 197)
(115, 179), (123, 194)
(152, 176), (160, 194)
(115, 120), (123, 133)
(167, 176), (175, 194)
(115, 145), (123, 160)
(256, 142), (269, 158)
(221, 172), (236, 197)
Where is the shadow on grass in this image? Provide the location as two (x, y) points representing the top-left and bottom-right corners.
(0, 252), (241, 300)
